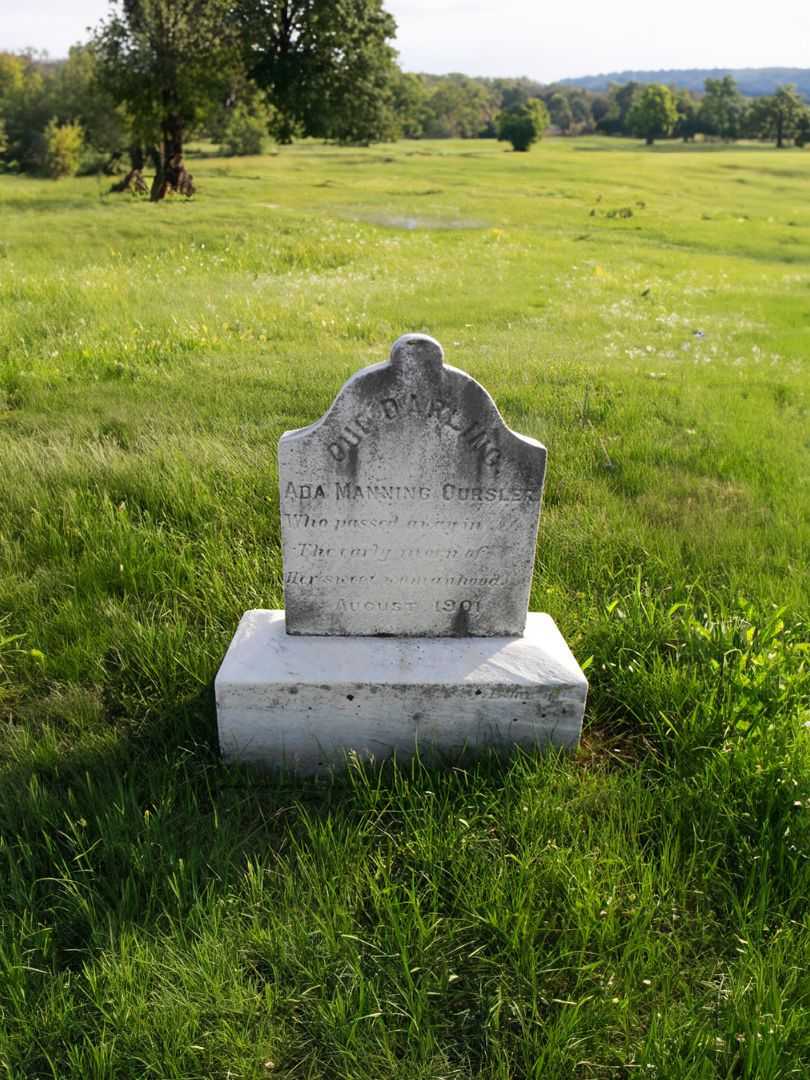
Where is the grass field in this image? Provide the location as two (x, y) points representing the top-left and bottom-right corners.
(1, 136), (809, 1078)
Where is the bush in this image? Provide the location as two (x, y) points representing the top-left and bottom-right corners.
(222, 103), (270, 156)
(496, 98), (550, 152)
(41, 119), (83, 178)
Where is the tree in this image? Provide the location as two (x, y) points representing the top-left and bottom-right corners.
(487, 77), (544, 113)
(674, 89), (700, 141)
(421, 74), (497, 139)
(41, 119), (83, 177)
(548, 91), (573, 133)
(94, 0), (238, 199)
(389, 70), (427, 139)
(0, 48), (126, 175)
(590, 92), (611, 129)
(496, 98), (550, 152)
(597, 81), (640, 135)
(699, 75), (744, 140)
(568, 90), (594, 131)
(222, 100), (271, 154)
(0, 52), (25, 102)
(795, 109), (810, 148)
(0, 53), (51, 170)
(743, 95), (770, 141)
(52, 45), (129, 171)
(743, 84), (808, 147)
(628, 83), (677, 144)
(237, 0), (399, 145)
(767, 85), (806, 148)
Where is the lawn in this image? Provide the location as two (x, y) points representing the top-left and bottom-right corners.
(1, 136), (809, 1078)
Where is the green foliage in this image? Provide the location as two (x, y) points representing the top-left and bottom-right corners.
(628, 83), (678, 144)
(420, 73), (498, 138)
(548, 90), (574, 132)
(0, 48), (126, 175)
(496, 98), (550, 151)
(544, 88), (596, 135)
(93, 0), (238, 182)
(0, 53), (50, 170)
(795, 109), (810, 148)
(5, 39), (810, 176)
(567, 88), (595, 130)
(222, 101), (270, 156)
(699, 75), (745, 140)
(389, 70), (427, 139)
(746, 84), (810, 147)
(54, 44), (129, 169)
(673, 88), (700, 141)
(41, 119), (83, 178)
(589, 91), (611, 128)
(0, 51), (25, 100)
(1, 138), (810, 1073)
(596, 80), (641, 135)
(239, 0), (399, 145)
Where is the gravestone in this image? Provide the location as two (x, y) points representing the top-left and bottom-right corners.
(279, 334), (545, 636)
(216, 334), (587, 771)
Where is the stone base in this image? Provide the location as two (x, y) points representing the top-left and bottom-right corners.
(215, 610), (588, 772)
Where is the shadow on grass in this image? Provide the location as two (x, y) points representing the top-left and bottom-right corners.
(3, 651), (809, 1077)
(3, 674), (571, 965)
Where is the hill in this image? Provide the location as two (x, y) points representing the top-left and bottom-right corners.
(559, 66), (810, 99)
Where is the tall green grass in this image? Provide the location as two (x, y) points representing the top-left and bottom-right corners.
(1, 138), (809, 1077)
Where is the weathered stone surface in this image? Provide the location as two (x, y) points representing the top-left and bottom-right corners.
(279, 334), (546, 636)
(216, 610), (587, 771)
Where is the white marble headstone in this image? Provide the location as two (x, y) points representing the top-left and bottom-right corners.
(279, 334), (547, 636)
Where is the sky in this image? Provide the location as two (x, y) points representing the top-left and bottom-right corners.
(2, 0), (810, 83)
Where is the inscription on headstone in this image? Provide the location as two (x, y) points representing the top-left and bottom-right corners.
(279, 334), (547, 636)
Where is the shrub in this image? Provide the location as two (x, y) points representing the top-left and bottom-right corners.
(222, 103), (270, 156)
(41, 119), (83, 178)
(496, 98), (550, 152)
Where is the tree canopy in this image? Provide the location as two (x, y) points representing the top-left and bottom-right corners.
(699, 76), (745, 140)
(628, 84), (678, 144)
(237, 0), (398, 145)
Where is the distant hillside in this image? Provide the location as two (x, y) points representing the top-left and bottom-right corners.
(559, 67), (810, 100)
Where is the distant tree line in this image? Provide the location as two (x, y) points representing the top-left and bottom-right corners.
(560, 67), (810, 100)
(585, 78), (810, 147)
(1, 2), (809, 198)
(391, 73), (810, 148)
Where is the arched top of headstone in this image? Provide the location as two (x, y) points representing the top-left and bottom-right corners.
(279, 335), (547, 637)
(389, 333), (444, 375)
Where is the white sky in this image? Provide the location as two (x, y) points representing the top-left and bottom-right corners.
(2, 0), (810, 82)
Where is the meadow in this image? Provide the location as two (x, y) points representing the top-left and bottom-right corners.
(1, 136), (809, 1078)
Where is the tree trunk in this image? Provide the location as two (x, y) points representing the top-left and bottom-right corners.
(110, 145), (148, 194)
(776, 112), (784, 149)
(150, 116), (195, 201)
(645, 135), (654, 145)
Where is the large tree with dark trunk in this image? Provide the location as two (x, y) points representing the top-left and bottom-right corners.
(237, 0), (399, 145)
(94, 0), (237, 199)
(750, 84), (809, 148)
